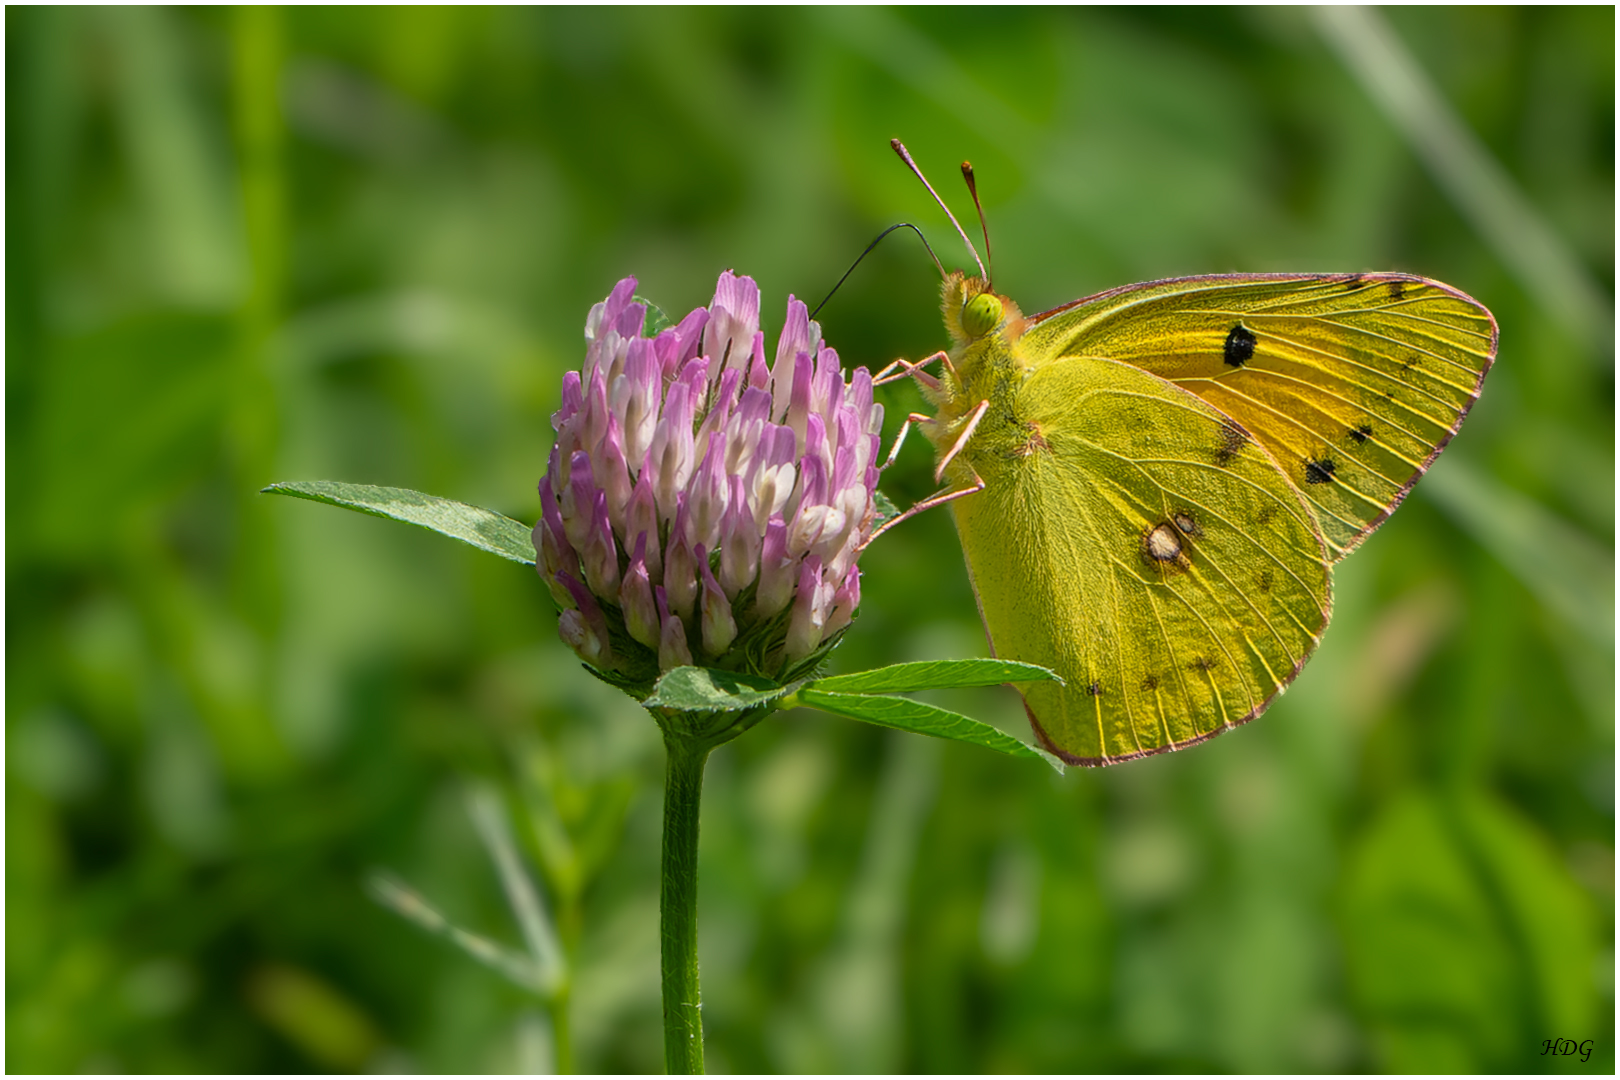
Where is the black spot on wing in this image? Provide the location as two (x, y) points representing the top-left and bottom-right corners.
(1223, 324), (1256, 368)
(1086, 682), (1103, 697)
(1387, 279), (1407, 302)
(1141, 674), (1159, 692)
(1304, 457), (1337, 485)
(1214, 420), (1248, 465)
(1348, 423), (1372, 445)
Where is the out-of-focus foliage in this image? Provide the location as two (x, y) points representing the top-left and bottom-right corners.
(7, 7), (1611, 1073)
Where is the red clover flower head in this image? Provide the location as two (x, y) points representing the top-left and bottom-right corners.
(535, 272), (884, 687)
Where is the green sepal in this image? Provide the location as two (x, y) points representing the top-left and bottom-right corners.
(787, 688), (1064, 773)
(809, 658), (1059, 695)
(636, 295), (675, 339)
(871, 489), (902, 531)
(644, 666), (792, 713)
(263, 480), (536, 565)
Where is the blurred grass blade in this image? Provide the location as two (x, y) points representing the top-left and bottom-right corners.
(792, 688), (1063, 772)
(822, 8), (1037, 150)
(811, 659), (1059, 695)
(1342, 789), (1599, 1068)
(263, 480), (535, 565)
(644, 666), (790, 711)
(1315, 7), (1611, 354)
(31, 314), (235, 557)
(245, 964), (379, 1071)
(366, 871), (549, 993)
(1423, 459), (1614, 647)
(466, 785), (566, 995)
(103, 6), (244, 306)
(810, 731), (940, 1071)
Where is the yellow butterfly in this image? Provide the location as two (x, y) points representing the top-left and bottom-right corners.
(874, 143), (1498, 766)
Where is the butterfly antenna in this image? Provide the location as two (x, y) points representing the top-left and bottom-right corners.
(961, 160), (993, 290)
(891, 138), (987, 281)
(810, 222), (944, 319)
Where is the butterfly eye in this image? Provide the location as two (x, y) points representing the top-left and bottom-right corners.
(961, 293), (1004, 338)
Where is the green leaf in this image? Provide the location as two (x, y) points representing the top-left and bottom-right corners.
(263, 481), (536, 565)
(811, 658), (1060, 695)
(644, 666), (790, 712)
(792, 688), (1063, 772)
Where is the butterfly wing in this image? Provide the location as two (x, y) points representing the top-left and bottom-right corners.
(1018, 274), (1498, 560)
(950, 354), (1331, 765)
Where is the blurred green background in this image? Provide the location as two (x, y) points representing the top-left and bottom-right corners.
(7, 6), (1613, 1073)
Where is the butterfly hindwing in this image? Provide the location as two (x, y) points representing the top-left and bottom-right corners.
(948, 354), (1332, 765)
(1018, 274), (1498, 560)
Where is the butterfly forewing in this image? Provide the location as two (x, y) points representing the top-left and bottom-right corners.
(949, 355), (1332, 765)
(1019, 274), (1498, 559)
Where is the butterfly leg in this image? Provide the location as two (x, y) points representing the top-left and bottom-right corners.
(933, 398), (989, 483)
(861, 467), (986, 547)
(873, 350), (949, 391)
(880, 411), (934, 472)
(881, 393), (988, 475)
(865, 398), (992, 547)
(871, 358), (907, 383)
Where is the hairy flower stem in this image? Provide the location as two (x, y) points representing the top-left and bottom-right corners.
(660, 726), (713, 1074)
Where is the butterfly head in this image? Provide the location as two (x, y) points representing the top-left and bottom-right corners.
(942, 272), (1024, 347)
